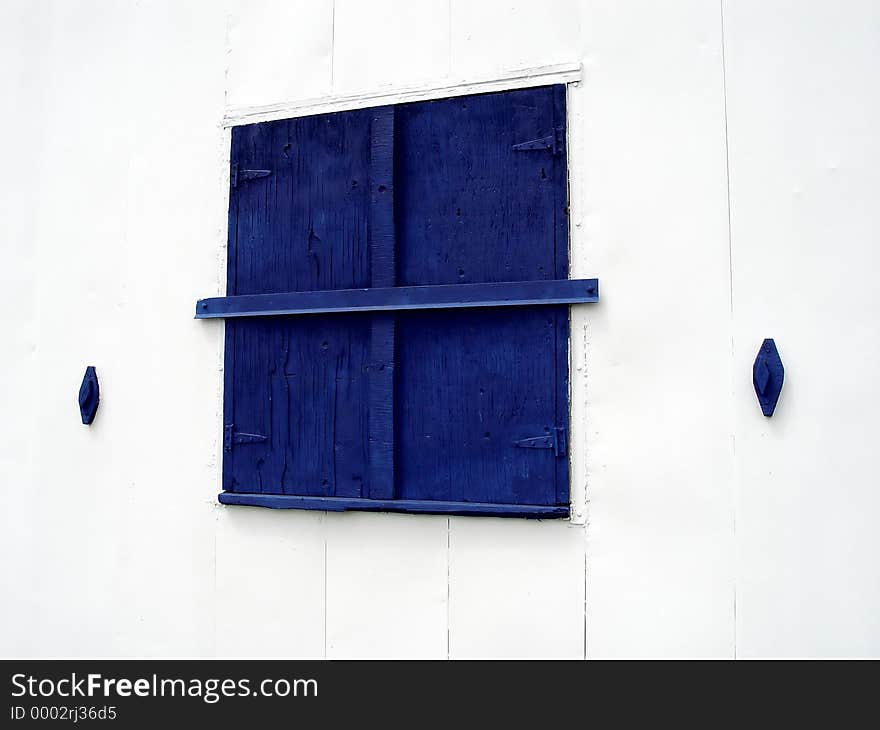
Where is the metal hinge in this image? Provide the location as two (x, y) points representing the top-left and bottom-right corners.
(231, 163), (272, 188)
(514, 426), (567, 457)
(512, 126), (565, 155)
(224, 424), (269, 452)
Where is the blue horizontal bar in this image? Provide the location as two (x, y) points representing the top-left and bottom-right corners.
(218, 492), (569, 519)
(196, 279), (598, 319)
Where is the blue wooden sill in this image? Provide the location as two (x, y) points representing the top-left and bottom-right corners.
(218, 493), (569, 519)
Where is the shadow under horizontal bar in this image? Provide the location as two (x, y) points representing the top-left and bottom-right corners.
(196, 278), (598, 319)
(218, 492), (569, 519)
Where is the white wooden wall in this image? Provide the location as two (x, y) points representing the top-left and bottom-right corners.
(1, 0), (877, 658)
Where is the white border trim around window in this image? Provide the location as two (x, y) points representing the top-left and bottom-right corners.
(223, 62), (582, 126)
(218, 62), (591, 526)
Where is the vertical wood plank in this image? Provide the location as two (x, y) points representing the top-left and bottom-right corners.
(726, 0), (880, 657)
(394, 87), (565, 506)
(228, 112), (373, 497)
(332, 0), (451, 93)
(578, 2), (734, 657)
(226, 0), (334, 107)
(325, 512), (448, 658)
(222, 127), (242, 492)
(395, 87), (560, 285)
(368, 107), (396, 499)
(370, 107), (396, 287)
(448, 517), (585, 658)
(552, 84), (570, 506)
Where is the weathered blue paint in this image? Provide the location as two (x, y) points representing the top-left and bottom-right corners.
(213, 85), (581, 515)
(392, 86), (570, 508)
(195, 279), (597, 319)
(218, 492), (568, 518)
(222, 107), (373, 498)
(368, 107), (396, 500)
(753, 338), (784, 417)
(78, 366), (99, 425)
(551, 85), (570, 505)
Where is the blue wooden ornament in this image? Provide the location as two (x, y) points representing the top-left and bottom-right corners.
(753, 339), (783, 417)
(78, 366), (100, 425)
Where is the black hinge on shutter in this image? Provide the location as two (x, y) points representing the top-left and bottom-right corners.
(224, 424), (269, 452)
(231, 163), (272, 188)
(514, 426), (567, 457)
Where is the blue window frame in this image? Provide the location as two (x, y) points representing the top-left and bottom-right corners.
(196, 85), (598, 518)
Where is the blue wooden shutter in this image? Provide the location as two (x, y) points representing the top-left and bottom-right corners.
(224, 110), (373, 498)
(201, 85), (597, 517)
(394, 86), (569, 507)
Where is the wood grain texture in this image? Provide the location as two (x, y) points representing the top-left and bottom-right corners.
(395, 307), (564, 506)
(222, 85), (571, 512)
(368, 106), (396, 499)
(224, 109), (373, 498)
(394, 85), (569, 508)
(227, 315), (371, 497)
(197, 279), (596, 318)
(395, 85), (565, 286)
(219, 492), (568, 518)
(551, 85), (570, 505)
(230, 112), (371, 295)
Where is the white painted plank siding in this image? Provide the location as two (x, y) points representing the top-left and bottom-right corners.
(724, 0), (880, 658)
(0, 0), (877, 659)
(325, 513), (448, 658)
(332, 0), (451, 92)
(575, 0), (735, 658)
(226, 0), (334, 107)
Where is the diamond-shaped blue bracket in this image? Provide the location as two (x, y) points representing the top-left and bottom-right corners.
(753, 339), (784, 417)
(79, 366), (100, 425)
